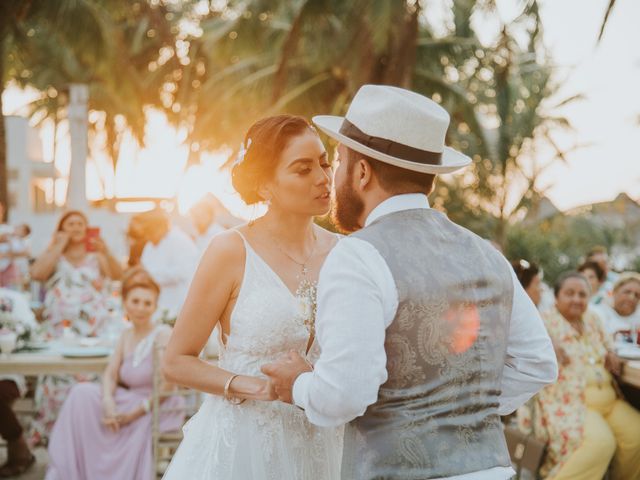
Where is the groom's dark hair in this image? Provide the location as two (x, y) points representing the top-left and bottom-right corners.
(346, 148), (436, 196)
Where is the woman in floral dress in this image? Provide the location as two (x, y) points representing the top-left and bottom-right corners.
(28, 210), (123, 444)
(518, 271), (640, 479)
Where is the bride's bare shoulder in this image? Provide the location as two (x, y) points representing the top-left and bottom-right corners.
(199, 229), (246, 266)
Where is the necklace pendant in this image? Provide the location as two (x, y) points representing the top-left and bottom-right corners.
(301, 265), (308, 276)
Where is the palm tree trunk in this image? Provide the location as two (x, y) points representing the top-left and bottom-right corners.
(382, 3), (420, 87)
(272, 3), (307, 103)
(0, 32), (8, 214)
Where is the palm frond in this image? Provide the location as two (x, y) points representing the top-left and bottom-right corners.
(598, 0), (617, 43)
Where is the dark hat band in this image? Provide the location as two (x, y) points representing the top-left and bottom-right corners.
(339, 119), (442, 165)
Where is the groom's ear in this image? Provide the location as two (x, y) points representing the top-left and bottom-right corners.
(357, 158), (374, 191)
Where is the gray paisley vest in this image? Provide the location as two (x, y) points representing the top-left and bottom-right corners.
(341, 208), (514, 480)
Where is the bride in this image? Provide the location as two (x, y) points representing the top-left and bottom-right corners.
(162, 115), (343, 479)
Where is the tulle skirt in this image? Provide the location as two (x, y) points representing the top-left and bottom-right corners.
(162, 394), (343, 480)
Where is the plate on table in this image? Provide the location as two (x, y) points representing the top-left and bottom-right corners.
(78, 337), (102, 347)
(617, 345), (640, 360)
(60, 347), (111, 358)
(19, 341), (50, 352)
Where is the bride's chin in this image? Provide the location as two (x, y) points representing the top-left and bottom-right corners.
(311, 205), (331, 217)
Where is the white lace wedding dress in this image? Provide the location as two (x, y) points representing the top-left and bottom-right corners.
(163, 231), (343, 479)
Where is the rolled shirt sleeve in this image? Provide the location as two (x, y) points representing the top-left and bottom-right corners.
(292, 237), (397, 427)
(293, 235), (557, 424)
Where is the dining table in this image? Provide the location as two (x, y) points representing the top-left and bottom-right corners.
(0, 342), (112, 376)
(0, 340), (218, 376)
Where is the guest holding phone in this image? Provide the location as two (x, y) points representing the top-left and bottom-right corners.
(31, 211), (122, 337)
(28, 211), (124, 445)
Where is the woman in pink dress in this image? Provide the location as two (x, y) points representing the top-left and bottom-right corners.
(46, 274), (185, 480)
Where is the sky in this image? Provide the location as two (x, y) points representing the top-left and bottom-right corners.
(3, 0), (639, 217)
(533, 0), (640, 211)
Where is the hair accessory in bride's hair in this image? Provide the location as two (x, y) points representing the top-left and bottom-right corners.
(233, 138), (252, 167)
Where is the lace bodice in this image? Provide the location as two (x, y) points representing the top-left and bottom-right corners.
(218, 231), (317, 376)
(163, 230), (342, 480)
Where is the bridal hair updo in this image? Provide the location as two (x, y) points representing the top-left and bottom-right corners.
(232, 115), (316, 205)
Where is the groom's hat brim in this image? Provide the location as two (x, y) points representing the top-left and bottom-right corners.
(313, 115), (471, 175)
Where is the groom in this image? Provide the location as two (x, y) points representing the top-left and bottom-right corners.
(262, 85), (557, 479)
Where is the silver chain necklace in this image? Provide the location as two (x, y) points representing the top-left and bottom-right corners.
(270, 229), (318, 277)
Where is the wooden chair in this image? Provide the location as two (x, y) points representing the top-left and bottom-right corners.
(151, 343), (204, 479)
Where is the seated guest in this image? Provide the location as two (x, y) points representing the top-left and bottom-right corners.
(577, 261), (606, 305)
(586, 245), (618, 304)
(594, 272), (640, 338)
(0, 202), (29, 290)
(46, 275), (185, 480)
(518, 272), (640, 480)
(136, 209), (198, 322)
(0, 223), (31, 291)
(9, 224), (32, 290)
(28, 211), (124, 444)
(511, 259), (542, 307)
(0, 288), (37, 477)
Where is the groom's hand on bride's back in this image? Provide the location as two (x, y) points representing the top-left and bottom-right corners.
(261, 351), (312, 404)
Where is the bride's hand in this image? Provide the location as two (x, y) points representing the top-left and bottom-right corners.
(228, 375), (278, 402)
(257, 378), (278, 401)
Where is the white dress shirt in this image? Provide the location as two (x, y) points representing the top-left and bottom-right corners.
(293, 193), (558, 480)
(593, 302), (640, 337)
(141, 227), (199, 320)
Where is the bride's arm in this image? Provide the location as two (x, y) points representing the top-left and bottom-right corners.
(163, 231), (275, 401)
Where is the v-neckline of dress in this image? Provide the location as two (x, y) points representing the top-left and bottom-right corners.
(240, 234), (307, 300)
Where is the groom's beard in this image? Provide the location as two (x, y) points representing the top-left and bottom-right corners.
(332, 179), (364, 234)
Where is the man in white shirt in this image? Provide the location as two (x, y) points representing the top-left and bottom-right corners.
(138, 209), (199, 321)
(263, 85), (557, 479)
(187, 195), (226, 258)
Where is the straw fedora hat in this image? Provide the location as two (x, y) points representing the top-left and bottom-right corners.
(313, 84), (471, 174)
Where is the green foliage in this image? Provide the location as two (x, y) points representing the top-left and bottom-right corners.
(505, 216), (628, 285)
(4, 1), (186, 166)
(0, 0), (574, 241)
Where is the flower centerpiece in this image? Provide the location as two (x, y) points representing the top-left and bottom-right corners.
(0, 288), (38, 348)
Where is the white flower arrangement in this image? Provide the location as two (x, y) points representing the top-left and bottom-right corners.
(0, 289), (37, 347)
(295, 279), (317, 340)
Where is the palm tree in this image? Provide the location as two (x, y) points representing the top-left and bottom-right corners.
(433, 1), (580, 246)
(0, 0), (113, 213)
(598, 0), (616, 42)
(169, 0), (570, 246)
(167, 0), (480, 161)
(1, 0), (187, 212)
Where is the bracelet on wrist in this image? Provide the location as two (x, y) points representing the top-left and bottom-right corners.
(223, 374), (245, 405)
